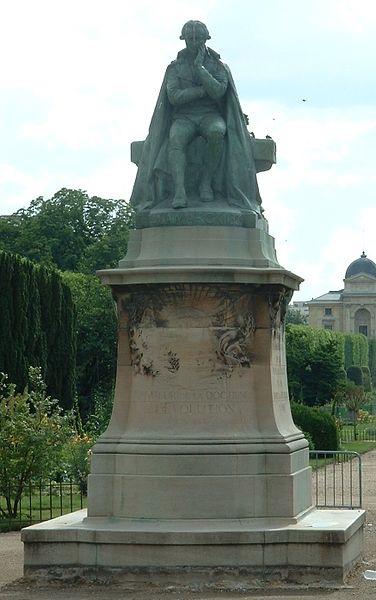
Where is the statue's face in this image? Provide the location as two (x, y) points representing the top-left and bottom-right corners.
(184, 29), (207, 53)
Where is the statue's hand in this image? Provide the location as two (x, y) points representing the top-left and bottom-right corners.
(194, 44), (206, 69)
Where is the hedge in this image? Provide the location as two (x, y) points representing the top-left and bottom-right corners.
(291, 401), (339, 451)
(368, 339), (376, 386)
(346, 365), (363, 387)
(344, 333), (369, 369)
(0, 251), (76, 408)
(361, 366), (372, 392)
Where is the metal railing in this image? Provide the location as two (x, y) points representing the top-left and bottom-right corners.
(0, 479), (86, 531)
(310, 450), (362, 509)
(340, 428), (376, 442)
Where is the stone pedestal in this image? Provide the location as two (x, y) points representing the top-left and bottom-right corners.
(22, 224), (365, 584)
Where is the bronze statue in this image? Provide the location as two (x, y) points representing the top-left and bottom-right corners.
(130, 21), (273, 216)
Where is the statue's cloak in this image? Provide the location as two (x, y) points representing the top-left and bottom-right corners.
(130, 48), (261, 213)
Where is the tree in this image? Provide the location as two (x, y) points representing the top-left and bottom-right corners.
(60, 271), (117, 416)
(286, 307), (308, 325)
(0, 368), (73, 518)
(337, 382), (368, 440)
(286, 325), (344, 406)
(0, 189), (134, 273)
(0, 189), (132, 416)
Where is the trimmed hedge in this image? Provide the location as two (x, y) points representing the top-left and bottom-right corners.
(368, 339), (376, 386)
(0, 251), (76, 408)
(291, 401), (339, 451)
(347, 365), (363, 387)
(344, 333), (369, 369)
(361, 366), (372, 392)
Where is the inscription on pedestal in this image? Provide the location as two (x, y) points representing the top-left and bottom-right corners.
(144, 400), (240, 416)
(145, 389), (248, 402)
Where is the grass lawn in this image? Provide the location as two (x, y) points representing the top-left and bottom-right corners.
(341, 440), (376, 454)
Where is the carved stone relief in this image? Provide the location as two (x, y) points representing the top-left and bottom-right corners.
(121, 284), (288, 378)
(268, 287), (293, 333)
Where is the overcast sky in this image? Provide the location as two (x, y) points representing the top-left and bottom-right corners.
(1, 0), (375, 300)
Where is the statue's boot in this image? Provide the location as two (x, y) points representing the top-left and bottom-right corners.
(172, 192), (187, 209)
(199, 179), (214, 202)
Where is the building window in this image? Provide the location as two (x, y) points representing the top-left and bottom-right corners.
(324, 324), (333, 330)
(324, 308), (332, 316)
(359, 325), (368, 337)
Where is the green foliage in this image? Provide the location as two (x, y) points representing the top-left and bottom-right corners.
(0, 189), (133, 413)
(286, 325), (344, 406)
(332, 331), (345, 369)
(291, 402), (339, 450)
(357, 409), (374, 424)
(361, 366), (372, 392)
(347, 366), (363, 387)
(339, 382), (368, 440)
(368, 339), (376, 386)
(0, 251), (76, 408)
(344, 333), (369, 369)
(62, 433), (93, 495)
(0, 189), (134, 273)
(302, 430), (315, 450)
(285, 308), (308, 325)
(0, 368), (73, 518)
(60, 272), (117, 415)
(86, 386), (114, 438)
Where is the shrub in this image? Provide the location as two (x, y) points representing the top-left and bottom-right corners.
(347, 366), (363, 386)
(302, 430), (315, 450)
(0, 368), (73, 518)
(63, 433), (93, 495)
(361, 366), (372, 392)
(357, 409), (373, 424)
(291, 401), (339, 450)
(286, 325), (344, 406)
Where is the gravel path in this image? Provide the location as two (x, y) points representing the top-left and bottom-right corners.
(1, 451), (376, 599)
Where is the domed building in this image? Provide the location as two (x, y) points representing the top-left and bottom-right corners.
(307, 252), (376, 338)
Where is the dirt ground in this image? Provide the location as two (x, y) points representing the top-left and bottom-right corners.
(0, 451), (376, 600)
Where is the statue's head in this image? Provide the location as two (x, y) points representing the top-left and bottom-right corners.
(180, 20), (211, 52)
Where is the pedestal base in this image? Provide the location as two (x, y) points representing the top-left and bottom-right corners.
(22, 508), (365, 584)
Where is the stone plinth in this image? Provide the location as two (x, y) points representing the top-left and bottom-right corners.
(23, 508), (364, 584)
(22, 224), (365, 583)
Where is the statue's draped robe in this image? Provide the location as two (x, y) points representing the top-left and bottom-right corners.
(130, 48), (261, 213)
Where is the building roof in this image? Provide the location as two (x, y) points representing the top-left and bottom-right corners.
(345, 251), (376, 279)
(308, 290), (343, 304)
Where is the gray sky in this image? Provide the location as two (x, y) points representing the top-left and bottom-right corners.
(1, 0), (375, 300)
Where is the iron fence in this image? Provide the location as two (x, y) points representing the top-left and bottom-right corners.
(340, 428), (376, 442)
(0, 479), (86, 531)
(310, 450), (362, 509)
